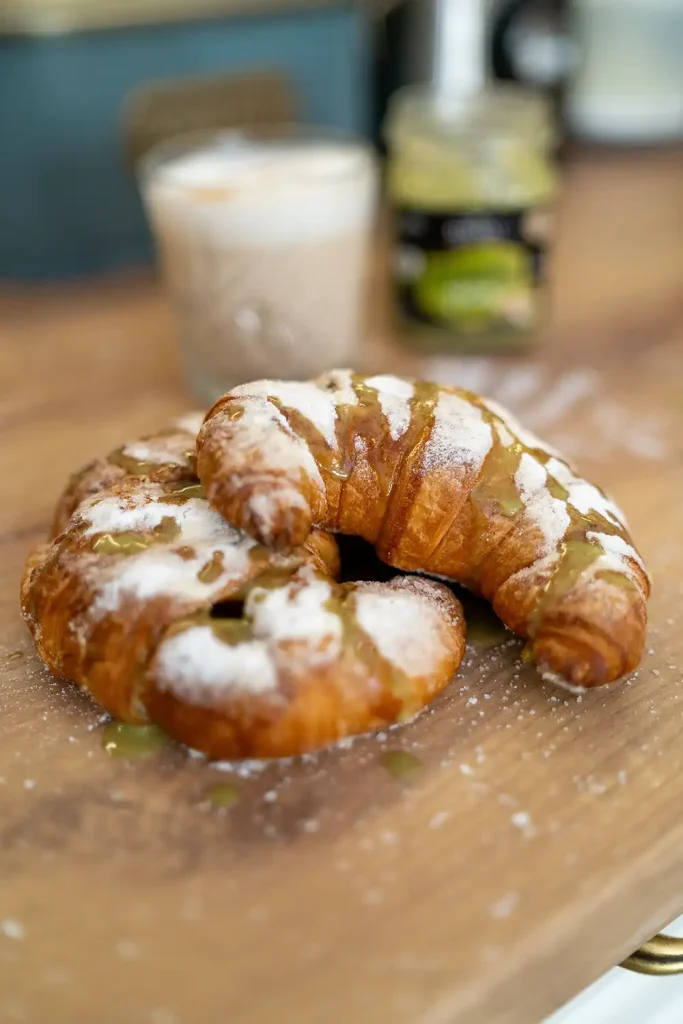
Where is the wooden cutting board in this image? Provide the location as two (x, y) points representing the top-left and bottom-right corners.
(1, 149), (683, 1024)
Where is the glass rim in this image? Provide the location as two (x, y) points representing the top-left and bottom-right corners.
(138, 124), (376, 185)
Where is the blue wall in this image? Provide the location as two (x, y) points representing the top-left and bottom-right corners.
(0, 5), (370, 279)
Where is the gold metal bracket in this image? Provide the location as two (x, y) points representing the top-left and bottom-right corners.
(622, 933), (683, 975)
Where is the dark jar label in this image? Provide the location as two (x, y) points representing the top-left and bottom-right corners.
(392, 206), (553, 337)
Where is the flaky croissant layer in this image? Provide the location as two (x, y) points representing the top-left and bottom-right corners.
(197, 370), (650, 688)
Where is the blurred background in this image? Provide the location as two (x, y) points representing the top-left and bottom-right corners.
(1, 0), (682, 412)
(2, 0), (682, 271)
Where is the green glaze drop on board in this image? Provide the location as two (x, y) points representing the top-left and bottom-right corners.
(102, 722), (169, 757)
(379, 750), (422, 781)
(208, 783), (241, 808)
(459, 591), (512, 650)
(521, 644), (535, 665)
(465, 606), (511, 650)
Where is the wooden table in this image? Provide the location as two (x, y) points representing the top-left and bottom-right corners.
(1, 149), (683, 1024)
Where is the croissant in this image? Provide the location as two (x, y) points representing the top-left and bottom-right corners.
(50, 412), (205, 538)
(197, 370), (650, 689)
(23, 469), (464, 758)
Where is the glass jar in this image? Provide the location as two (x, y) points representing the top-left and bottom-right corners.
(384, 85), (558, 352)
(140, 128), (378, 403)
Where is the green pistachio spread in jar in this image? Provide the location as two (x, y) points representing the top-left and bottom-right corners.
(385, 85), (557, 351)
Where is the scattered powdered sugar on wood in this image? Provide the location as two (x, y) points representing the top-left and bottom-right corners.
(526, 368), (600, 426)
(353, 580), (453, 678)
(425, 355), (671, 461)
(489, 891), (519, 919)
(423, 392), (493, 474)
(495, 365), (544, 406)
(584, 401), (670, 460)
(426, 356), (496, 395)
(155, 625), (278, 704)
(510, 811), (535, 836)
(209, 758), (270, 776)
(1, 919), (24, 940)
(482, 397), (561, 458)
(365, 374), (414, 441)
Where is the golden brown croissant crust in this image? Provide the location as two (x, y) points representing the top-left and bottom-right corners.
(50, 418), (204, 538)
(197, 370), (650, 688)
(23, 472), (464, 758)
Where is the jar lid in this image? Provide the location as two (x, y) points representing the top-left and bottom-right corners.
(384, 84), (554, 150)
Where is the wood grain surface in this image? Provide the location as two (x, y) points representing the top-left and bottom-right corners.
(1, 149), (683, 1024)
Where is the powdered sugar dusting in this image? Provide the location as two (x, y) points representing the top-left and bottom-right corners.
(81, 490), (235, 542)
(514, 453), (547, 503)
(365, 374), (414, 441)
(321, 368), (359, 409)
(246, 567), (342, 659)
(483, 397), (561, 458)
(546, 458), (627, 526)
(80, 490), (170, 535)
(494, 420), (516, 448)
(521, 491), (571, 556)
(154, 568), (342, 707)
(587, 531), (645, 573)
(354, 583), (451, 678)
(86, 489), (256, 616)
(247, 486), (308, 536)
(424, 392), (493, 474)
(120, 437), (191, 467)
(233, 380), (340, 447)
(91, 541), (253, 616)
(220, 397), (325, 492)
(511, 452), (572, 555)
(156, 626), (277, 703)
